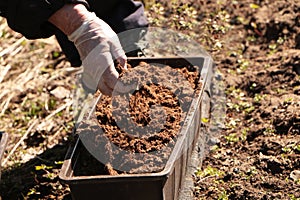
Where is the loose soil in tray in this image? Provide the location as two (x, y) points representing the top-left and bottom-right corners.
(75, 61), (201, 175)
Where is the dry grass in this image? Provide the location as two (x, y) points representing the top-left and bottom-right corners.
(0, 17), (78, 168)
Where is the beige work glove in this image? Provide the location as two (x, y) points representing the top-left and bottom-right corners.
(68, 12), (129, 95)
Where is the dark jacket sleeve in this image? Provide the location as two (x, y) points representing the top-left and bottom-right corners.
(0, 0), (64, 39)
(0, 0), (148, 67)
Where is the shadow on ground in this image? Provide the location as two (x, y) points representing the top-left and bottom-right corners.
(0, 142), (72, 200)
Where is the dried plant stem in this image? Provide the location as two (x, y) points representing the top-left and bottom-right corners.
(0, 65), (11, 84)
(0, 37), (25, 58)
(45, 100), (72, 121)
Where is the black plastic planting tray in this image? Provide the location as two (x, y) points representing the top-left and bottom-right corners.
(59, 56), (213, 200)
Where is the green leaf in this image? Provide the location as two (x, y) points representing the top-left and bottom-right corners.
(55, 161), (64, 165)
(35, 164), (53, 171)
(201, 118), (209, 123)
(250, 3), (260, 9)
(52, 51), (60, 58)
(268, 43), (277, 50)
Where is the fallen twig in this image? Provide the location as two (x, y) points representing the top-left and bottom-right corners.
(0, 93), (14, 116)
(45, 100), (72, 121)
(0, 65), (11, 84)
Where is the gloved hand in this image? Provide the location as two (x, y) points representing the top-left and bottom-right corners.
(68, 12), (129, 95)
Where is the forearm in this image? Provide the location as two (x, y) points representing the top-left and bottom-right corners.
(48, 4), (88, 36)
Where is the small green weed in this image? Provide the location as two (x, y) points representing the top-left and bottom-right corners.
(196, 165), (224, 178)
(218, 189), (229, 200)
(253, 93), (266, 104)
(224, 133), (239, 143)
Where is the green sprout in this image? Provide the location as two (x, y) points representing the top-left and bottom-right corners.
(249, 3), (260, 9)
(254, 94), (266, 103)
(225, 133), (240, 143)
(218, 189), (229, 200)
(196, 165), (224, 178)
(35, 164), (53, 171)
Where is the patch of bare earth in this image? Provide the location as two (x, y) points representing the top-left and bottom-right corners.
(193, 0), (300, 199)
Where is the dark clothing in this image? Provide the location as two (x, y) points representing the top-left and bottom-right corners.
(0, 0), (65, 39)
(0, 0), (148, 66)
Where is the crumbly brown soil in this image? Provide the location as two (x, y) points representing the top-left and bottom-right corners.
(75, 62), (199, 175)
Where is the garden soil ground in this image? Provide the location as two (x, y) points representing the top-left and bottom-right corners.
(0, 0), (299, 199)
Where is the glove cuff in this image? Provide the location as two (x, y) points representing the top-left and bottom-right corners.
(67, 12), (96, 42)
